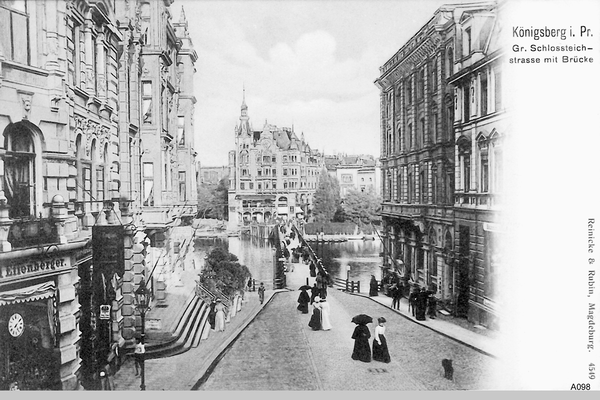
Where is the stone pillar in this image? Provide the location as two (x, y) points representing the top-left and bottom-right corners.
(51, 194), (69, 244)
(0, 191), (12, 252)
(120, 199), (137, 341)
(57, 268), (81, 390)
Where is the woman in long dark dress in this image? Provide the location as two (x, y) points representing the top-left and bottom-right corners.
(208, 300), (217, 330)
(415, 288), (428, 321)
(351, 323), (372, 362)
(369, 275), (379, 296)
(297, 289), (310, 314)
(308, 296), (322, 330)
(372, 317), (391, 363)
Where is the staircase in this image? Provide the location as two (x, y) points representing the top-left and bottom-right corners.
(139, 294), (213, 359)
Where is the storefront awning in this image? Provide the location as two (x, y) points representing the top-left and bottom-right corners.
(0, 281), (56, 306)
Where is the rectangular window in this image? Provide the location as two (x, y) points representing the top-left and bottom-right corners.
(272, 181), (277, 189)
(240, 182), (245, 190)
(283, 168), (288, 176)
(249, 182), (254, 189)
(179, 171), (186, 201)
(143, 162), (154, 206)
(272, 156), (276, 162)
(494, 69), (502, 111)
(96, 168), (105, 202)
(83, 166), (92, 197)
(463, 84), (470, 123)
(481, 156), (489, 193)
(142, 81), (153, 123)
(177, 116), (185, 146)
(464, 157), (471, 191)
(0, 1), (30, 65)
(143, 180), (154, 206)
(464, 27), (472, 55)
(480, 73), (488, 116)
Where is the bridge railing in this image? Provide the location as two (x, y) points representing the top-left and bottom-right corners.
(331, 277), (361, 293)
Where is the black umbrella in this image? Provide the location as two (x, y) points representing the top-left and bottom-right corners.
(351, 314), (373, 325)
(299, 285), (311, 291)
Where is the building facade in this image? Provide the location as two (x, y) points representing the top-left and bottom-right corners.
(324, 154), (381, 198)
(200, 165), (229, 185)
(0, 0), (197, 390)
(228, 95), (323, 227)
(139, 0), (198, 233)
(447, 3), (504, 328)
(374, 1), (503, 328)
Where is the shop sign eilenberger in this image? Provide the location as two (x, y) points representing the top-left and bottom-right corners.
(0, 258), (67, 280)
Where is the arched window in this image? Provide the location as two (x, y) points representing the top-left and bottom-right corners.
(3, 123), (35, 218)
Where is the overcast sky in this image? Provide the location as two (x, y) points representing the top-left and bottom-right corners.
(178, 0), (468, 166)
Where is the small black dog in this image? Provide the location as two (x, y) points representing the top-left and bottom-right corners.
(442, 359), (454, 380)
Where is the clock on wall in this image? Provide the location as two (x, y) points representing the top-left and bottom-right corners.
(8, 313), (24, 338)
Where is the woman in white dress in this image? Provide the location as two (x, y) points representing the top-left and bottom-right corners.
(214, 299), (226, 332)
(320, 296), (332, 331)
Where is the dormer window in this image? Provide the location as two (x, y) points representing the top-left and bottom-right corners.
(464, 27), (472, 56)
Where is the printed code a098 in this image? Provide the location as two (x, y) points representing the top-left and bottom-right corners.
(570, 383), (591, 390)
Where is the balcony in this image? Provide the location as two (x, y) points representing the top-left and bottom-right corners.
(454, 192), (501, 208)
(380, 202), (454, 220)
(7, 218), (60, 249)
(0, 195), (79, 252)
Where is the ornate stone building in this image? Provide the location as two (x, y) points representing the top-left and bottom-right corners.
(0, 0), (197, 390)
(228, 94), (323, 227)
(374, 1), (503, 328)
(448, 3), (505, 328)
(138, 0), (198, 233)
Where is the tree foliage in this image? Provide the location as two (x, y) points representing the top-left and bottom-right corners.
(342, 188), (381, 227)
(312, 169), (341, 223)
(197, 177), (229, 220)
(199, 247), (250, 297)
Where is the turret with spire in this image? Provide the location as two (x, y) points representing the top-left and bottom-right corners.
(236, 87), (252, 137)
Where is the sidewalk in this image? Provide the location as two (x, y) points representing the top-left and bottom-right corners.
(284, 261), (497, 358)
(112, 280), (281, 390)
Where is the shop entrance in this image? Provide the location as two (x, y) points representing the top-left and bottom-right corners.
(0, 300), (61, 390)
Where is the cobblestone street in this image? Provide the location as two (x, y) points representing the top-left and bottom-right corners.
(198, 289), (498, 390)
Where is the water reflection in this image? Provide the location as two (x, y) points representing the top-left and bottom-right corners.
(193, 236), (383, 293)
(311, 240), (383, 291)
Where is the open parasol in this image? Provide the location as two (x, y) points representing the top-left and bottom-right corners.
(351, 314), (373, 325)
(298, 285), (311, 291)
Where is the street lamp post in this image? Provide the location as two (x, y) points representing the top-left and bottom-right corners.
(134, 278), (151, 391)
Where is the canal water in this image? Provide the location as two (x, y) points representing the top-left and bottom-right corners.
(193, 235), (383, 292)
